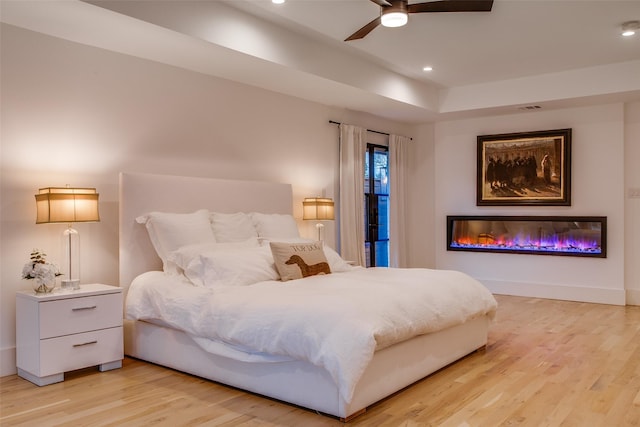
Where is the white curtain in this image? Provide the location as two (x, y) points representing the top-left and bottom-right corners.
(339, 124), (367, 267)
(389, 134), (410, 268)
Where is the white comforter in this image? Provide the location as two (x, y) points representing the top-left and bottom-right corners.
(126, 267), (497, 402)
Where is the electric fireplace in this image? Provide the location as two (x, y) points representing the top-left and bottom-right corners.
(447, 216), (606, 257)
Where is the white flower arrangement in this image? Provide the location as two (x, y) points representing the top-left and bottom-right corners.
(22, 249), (62, 292)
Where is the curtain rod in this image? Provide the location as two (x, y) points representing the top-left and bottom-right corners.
(329, 120), (412, 140)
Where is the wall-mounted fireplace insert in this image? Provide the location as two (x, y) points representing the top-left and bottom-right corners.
(447, 216), (606, 257)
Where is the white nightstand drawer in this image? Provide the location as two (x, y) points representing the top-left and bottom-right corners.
(39, 293), (123, 339)
(39, 327), (123, 377)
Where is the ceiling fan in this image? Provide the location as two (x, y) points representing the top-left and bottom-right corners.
(345, 0), (494, 41)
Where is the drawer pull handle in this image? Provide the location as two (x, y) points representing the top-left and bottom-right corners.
(72, 305), (97, 311)
(73, 340), (98, 348)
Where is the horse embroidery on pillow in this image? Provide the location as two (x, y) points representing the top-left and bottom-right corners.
(285, 255), (331, 277)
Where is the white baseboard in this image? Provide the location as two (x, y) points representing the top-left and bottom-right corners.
(481, 279), (626, 306)
(1, 347), (16, 377)
(626, 289), (640, 306)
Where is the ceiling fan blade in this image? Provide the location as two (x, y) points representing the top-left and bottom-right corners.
(408, 0), (493, 14)
(345, 17), (381, 41)
(369, 0), (392, 6)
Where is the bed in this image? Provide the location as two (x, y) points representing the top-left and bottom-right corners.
(119, 172), (497, 421)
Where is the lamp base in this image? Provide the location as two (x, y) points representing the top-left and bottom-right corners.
(316, 222), (325, 241)
(61, 279), (80, 291)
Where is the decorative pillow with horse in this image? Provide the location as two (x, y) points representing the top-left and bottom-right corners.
(269, 241), (332, 281)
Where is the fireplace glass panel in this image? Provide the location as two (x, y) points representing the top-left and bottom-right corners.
(447, 216), (606, 257)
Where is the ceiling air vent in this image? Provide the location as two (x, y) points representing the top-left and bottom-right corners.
(518, 105), (542, 111)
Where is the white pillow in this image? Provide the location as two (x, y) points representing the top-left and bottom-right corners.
(269, 241), (331, 281)
(181, 246), (279, 288)
(210, 212), (258, 243)
(322, 245), (354, 273)
(168, 238), (260, 273)
(136, 209), (216, 273)
(251, 213), (300, 239)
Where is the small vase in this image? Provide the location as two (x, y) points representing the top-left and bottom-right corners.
(32, 278), (55, 294)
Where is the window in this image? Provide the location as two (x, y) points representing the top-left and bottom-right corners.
(364, 144), (389, 267)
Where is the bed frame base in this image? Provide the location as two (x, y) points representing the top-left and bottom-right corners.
(124, 316), (490, 420)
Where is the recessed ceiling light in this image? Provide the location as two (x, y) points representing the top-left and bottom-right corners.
(272, 0), (285, 4)
(423, 66), (433, 72)
(621, 20), (639, 37)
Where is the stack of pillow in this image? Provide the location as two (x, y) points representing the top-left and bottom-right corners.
(136, 210), (352, 288)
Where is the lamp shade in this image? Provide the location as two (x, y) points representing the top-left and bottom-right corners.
(302, 197), (335, 221)
(35, 187), (100, 224)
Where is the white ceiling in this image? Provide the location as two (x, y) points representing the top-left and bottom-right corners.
(231, 0), (640, 87)
(2, 0), (640, 123)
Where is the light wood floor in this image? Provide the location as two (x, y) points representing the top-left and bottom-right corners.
(2, 295), (640, 426)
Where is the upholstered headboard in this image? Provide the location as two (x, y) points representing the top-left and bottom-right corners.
(118, 172), (293, 289)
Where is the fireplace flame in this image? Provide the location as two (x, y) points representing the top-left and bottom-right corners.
(451, 232), (602, 254)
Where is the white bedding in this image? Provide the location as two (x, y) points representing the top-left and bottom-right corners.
(126, 267), (497, 403)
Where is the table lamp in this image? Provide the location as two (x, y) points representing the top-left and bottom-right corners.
(302, 197), (334, 241)
(35, 187), (100, 290)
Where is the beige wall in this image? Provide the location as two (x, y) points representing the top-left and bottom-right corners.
(0, 24), (416, 376)
(432, 103), (638, 305)
(624, 102), (640, 304)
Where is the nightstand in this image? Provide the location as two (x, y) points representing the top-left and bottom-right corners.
(16, 283), (123, 386)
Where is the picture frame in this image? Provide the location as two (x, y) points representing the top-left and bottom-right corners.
(477, 128), (571, 206)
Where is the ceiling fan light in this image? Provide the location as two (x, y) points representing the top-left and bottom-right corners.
(381, 2), (409, 28)
(381, 11), (408, 27)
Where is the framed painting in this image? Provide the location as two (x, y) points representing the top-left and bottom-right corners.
(477, 128), (571, 206)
